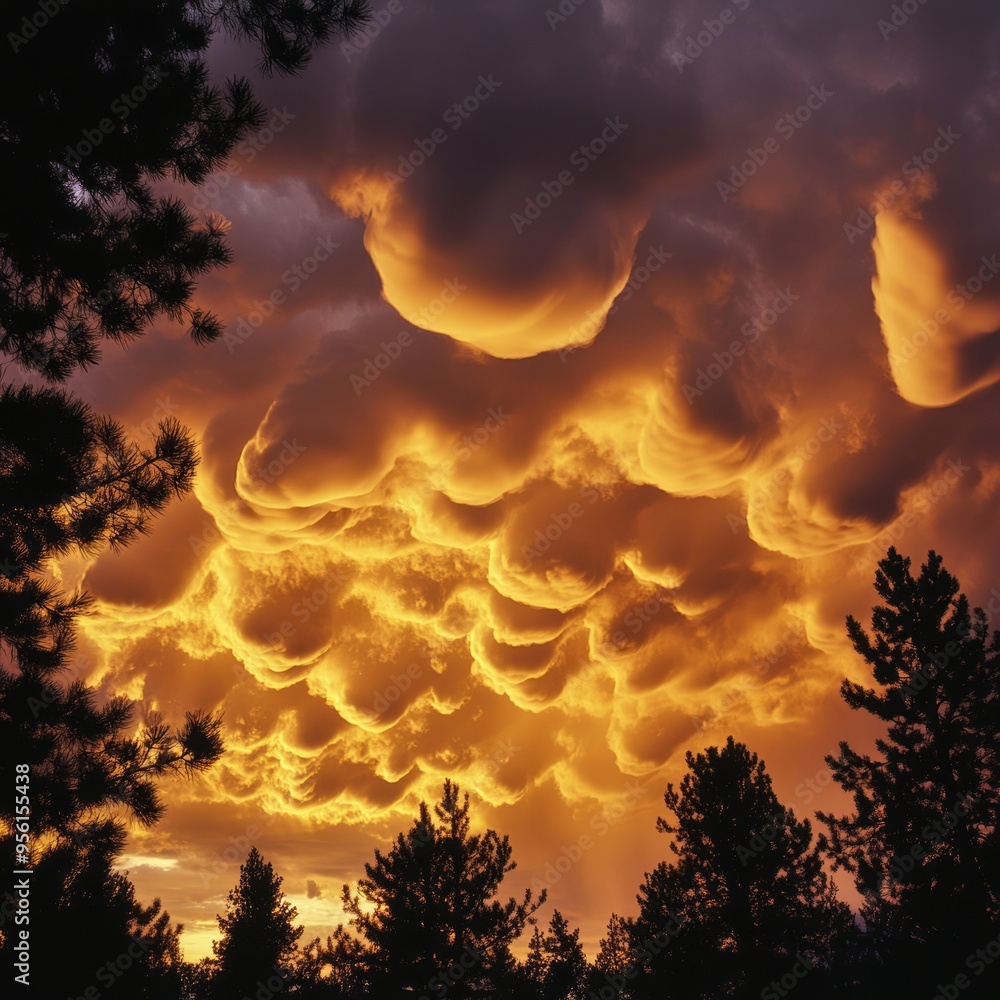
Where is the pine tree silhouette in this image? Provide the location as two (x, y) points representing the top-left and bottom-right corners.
(820, 548), (1000, 994)
(209, 847), (302, 999)
(0, 0), (369, 379)
(634, 737), (853, 999)
(341, 779), (545, 998)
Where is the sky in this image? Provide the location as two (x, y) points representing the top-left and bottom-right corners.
(57, 0), (1000, 961)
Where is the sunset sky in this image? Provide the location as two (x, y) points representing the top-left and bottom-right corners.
(56, 0), (1000, 961)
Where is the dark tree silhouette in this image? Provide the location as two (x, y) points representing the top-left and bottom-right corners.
(820, 548), (1000, 993)
(0, 0), (369, 379)
(209, 847), (302, 999)
(593, 912), (638, 999)
(341, 779), (545, 998)
(634, 737), (853, 1000)
(293, 925), (368, 999)
(1, 844), (185, 998)
(523, 909), (590, 1000)
(0, 383), (197, 666)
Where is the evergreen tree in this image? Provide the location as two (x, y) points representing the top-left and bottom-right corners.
(0, 383), (197, 665)
(634, 737), (852, 999)
(1, 846), (184, 998)
(0, 0), (368, 379)
(820, 548), (1000, 993)
(593, 912), (638, 999)
(524, 909), (590, 1000)
(210, 847), (303, 999)
(341, 779), (545, 998)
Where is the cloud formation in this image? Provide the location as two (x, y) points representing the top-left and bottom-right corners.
(69, 0), (1000, 958)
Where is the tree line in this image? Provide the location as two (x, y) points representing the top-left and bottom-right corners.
(170, 551), (1000, 999)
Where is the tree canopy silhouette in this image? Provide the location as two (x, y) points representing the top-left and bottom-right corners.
(635, 736), (853, 999)
(1, 0), (368, 379)
(341, 779), (546, 998)
(524, 909), (590, 1000)
(209, 846), (303, 999)
(820, 548), (1000, 993)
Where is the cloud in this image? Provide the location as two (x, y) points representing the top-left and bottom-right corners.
(63, 0), (1000, 961)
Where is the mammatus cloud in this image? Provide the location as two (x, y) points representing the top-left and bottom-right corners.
(65, 0), (1000, 959)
